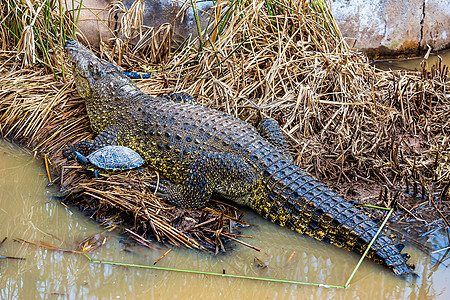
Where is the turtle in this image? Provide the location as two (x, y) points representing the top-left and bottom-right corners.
(73, 145), (145, 178)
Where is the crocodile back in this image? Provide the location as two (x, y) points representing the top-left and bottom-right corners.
(119, 95), (412, 276)
(120, 95), (267, 165)
(248, 149), (415, 275)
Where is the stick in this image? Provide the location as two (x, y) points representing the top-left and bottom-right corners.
(286, 251), (295, 265)
(0, 237), (6, 248)
(429, 197), (450, 228)
(0, 256), (26, 260)
(219, 232), (261, 252)
(344, 208), (394, 288)
(44, 154), (52, 183)
(124, 228), (156, 250)
(154, 248), (172, 265)
(432, 246), (450, 254)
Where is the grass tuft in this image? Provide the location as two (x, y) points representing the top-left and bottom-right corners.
(1, 0), (83, 78)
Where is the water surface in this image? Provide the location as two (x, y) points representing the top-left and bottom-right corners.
(0, 140), (448, 299)
(375, 50), (450, 71)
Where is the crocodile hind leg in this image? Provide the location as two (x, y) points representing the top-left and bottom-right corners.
(148, 152), (258, 209)
(148, 178), (212, 210)
(256, 118), (293, 160)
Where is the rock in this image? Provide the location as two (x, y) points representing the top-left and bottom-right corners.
(422, 1), (450, 51)
(66, 0), (210, 48)
(65, 0), (113, 46)
(331, 0), (450, 58)
(69, 0), (450, 58)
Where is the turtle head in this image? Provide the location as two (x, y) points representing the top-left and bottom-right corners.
(73, 151), (90, 167)
(65, 39), (120, 98)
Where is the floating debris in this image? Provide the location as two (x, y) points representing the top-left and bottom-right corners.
(253, 257), (268, 270)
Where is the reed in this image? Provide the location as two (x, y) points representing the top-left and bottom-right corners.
(0, 0), (84, 78)
(156, 0), (449, 227)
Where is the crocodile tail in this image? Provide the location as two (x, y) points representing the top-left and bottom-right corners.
(255, 156), (415, 275)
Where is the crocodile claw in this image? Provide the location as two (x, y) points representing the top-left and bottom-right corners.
(147, 180), (171, 199)
(146, 180), (207, 210)
(62, 147), (74, 159)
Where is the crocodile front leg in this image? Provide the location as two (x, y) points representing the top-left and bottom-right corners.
(63, 126), (120, 157)
(160, 92), (197, 105)
(148, 152), (258, 209)
(257, 118), (293, 160)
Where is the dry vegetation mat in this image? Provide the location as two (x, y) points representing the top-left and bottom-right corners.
(1, 0), (449, 253)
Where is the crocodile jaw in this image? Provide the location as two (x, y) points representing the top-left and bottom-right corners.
(64, 39), (120, 98)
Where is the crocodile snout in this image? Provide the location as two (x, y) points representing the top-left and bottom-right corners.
(64, 39), (78, 48)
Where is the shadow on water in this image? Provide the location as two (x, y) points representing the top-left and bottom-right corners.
(0, 140), (449, 299)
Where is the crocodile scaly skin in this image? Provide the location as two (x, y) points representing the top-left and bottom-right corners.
(64, 39), (415, 275)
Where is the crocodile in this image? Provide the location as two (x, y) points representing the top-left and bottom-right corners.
(64, 39), (415, 275)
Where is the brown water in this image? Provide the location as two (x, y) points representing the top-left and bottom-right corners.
(0, 140), (449, 299)
(375, 50), (450, 71)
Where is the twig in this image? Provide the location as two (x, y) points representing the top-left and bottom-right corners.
(219, 232), (261, 252)
(0, 256), (26, 260)
(432, 246), (450, 254)
(124, 228), (156, 250)
(429, 197), (450, 228)
(0, 237), (6, 248)
(154, 248), (172, 265)
(285, 251), (295, 265)
(397, 203), (428, 224)
(44, 154), (52, 183)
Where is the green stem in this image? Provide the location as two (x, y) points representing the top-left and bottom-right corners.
(73, 0), (83, 39)
(80, 207), (395, 289)
(196, 38), (247, 78)
(344, 208), (395, 288)
(82, 252), (346, 288)
(358, 204), (392, 211)
(191, 0), (203, 49)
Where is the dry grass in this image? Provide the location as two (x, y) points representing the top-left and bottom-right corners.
(0, 0), (79, 78)
(0, 60), (247, 252)
(1, 0), (449, 250)
(104, 0), (173, 66)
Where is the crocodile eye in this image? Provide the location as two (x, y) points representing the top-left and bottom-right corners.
(93, 69), (101, 80)
(89, 62), (102, 80)
(88, 61), (94, 72)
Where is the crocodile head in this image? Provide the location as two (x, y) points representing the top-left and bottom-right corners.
(65, 39), (119, 98)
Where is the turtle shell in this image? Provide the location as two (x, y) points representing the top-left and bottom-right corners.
(87, 145), (144, 171)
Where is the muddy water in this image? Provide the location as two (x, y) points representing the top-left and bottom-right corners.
(375, 50), (450, 71)
(0, 140), (449, 299)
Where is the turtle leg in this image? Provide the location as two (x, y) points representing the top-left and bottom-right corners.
(147, 152), (258, 209)
(256, 118), (293, 160)
(159, 92), (197, 105)
(71, 140), (97, 156)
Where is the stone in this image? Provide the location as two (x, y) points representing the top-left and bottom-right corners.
(69, 0), (450, 58)
(422, 0), (450, 51)
(331, 0), (450, 58)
